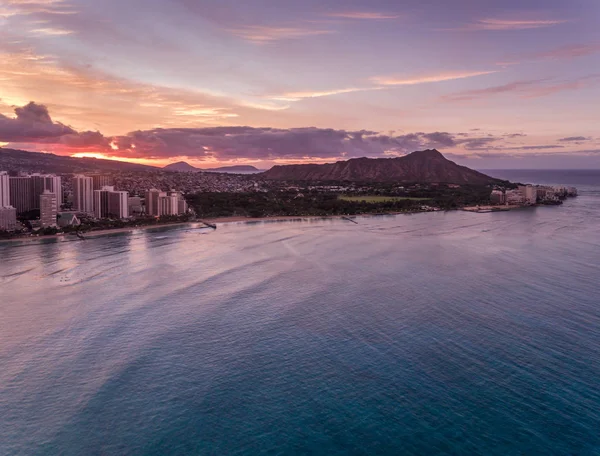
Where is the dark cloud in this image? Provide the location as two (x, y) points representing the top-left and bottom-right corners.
(1, 102), (467, 160)
(0, 102), (109, 150)
(50, 130), (111, 149)
(558, 136), (591, 142)
(112, 127), (462, 161)
(0, 102), (76, 142)
(2, 102), (593, 164)
(421, 132), (456, 147)
(459, 137), (500, 150)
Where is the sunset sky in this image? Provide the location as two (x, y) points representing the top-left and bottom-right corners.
(0, 0), (599, 169)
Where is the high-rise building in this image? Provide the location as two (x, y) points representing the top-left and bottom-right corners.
(146, 189), (187, 217)
(7, 174), (62, 213)
(94, 186), (113, 219)
(30, 174), (62, 209)
(145, 189), (164, 216)
(490, 190), (505, 205)
(178, 198), (188, 215)
(40, 191), (58, 227)
(9, 177), (33, 213)
(168, 191), (187, 215)
(91, 174), (113, 190)
(159, 193), (179, 216)
(128, 196), (143, 216)
(94, 186), (129, 219)
(73, 175), (94, 213)
(0, 171), (9, 207)
(0, 206), (17, 231)
(108, 191), (129, 219)
(519, 185), (538, 205)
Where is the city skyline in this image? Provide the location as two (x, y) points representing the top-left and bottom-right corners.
(1, 0), (599, 169)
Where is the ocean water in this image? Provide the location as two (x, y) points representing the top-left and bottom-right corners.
(1, 171), (600, 455)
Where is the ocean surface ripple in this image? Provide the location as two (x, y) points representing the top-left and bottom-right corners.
(1, 171), (599, 455)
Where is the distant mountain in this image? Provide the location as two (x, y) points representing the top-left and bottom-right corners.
(163, 161), (199, 172)
(0, 148), (157, 174)
(261, 149), (500, 184)
(163, 161), (262, 174)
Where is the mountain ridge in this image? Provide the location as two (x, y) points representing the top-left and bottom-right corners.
(0, 148), (158, 174)
(261, 149), (499, 184)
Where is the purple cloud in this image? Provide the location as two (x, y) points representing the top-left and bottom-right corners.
(111, 127), (466, 161)
(0, 102), (76, 142)
(558, 136), (592, 142)
(441, 76), (600, 102)
(0, 102), (109, 150)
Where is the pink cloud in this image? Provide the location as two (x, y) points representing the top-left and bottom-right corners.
(441, 76), (600, 102)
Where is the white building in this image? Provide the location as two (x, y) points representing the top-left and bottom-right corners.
(145, 189), (164, 216)
(505, 189), (525, 205)
(0, 171), (10, 208)
(91, 174), (113, 190)
(108, 191), (129, 219)
(490, 190), (505, 205)
(73, 175), (94, 213)
(160, 194), (179, 216)
(0, 206), (17, 231)
(518, 185), (538, 205)
(128, 196), (143, 216)
(31, 174), (62, 209)
(146, 189), (187, 216)
(40, 191), (58, 227)
(94, 186), (129, 219)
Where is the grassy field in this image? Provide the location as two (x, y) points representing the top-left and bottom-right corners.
(338, 195), (431, 203)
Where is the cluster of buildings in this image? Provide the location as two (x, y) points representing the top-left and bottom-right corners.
(145, 189), (188, 217)
(0, 171), (189, 232)
(491, 185), (578, 206)
(0, 172), (16, 231)
(1, 171), (63, 231)
(110, 171), (263, 196)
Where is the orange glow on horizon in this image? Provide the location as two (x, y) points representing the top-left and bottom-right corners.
(71, 152), (169, 167)
(68, 152), (335, 169)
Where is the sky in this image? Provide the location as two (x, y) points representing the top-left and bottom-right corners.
(0, 0), (599, 169)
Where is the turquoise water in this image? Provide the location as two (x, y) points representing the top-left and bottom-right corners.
(1, 172), (600, 455)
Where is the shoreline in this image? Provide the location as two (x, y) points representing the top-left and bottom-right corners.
(0, 205), (539, 245)
(0, 213), (414, 244)
(0, 221), (195, 244)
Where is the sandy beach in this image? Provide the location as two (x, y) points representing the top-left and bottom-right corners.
(0, 213), (412, 244)
(0, 221), (194, 244)
(462, 205), (528, 212)
(0, 207), (535, 244)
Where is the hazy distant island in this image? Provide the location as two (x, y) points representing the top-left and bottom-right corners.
(164, 162), (263, 174)
(0, 148), (577, 240)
